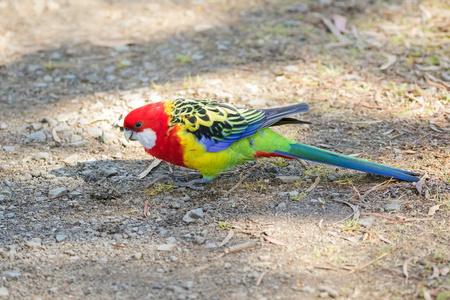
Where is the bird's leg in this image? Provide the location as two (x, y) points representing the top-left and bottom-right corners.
(159, 173), (207, 190)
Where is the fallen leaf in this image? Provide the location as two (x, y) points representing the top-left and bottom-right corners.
(332, 14), (351, 34)
(403, 257), (414, 283)
(306, 176), (320, 193)
(321, 17), (351, 44)
(261, 234), (287, 246)
(428, 205), (440, 216)
(52, 128), (61, 143)
(218, 230), (234, 248)
(138, 159), (162, 179)
(423, 290), (432, 300)
(415, 175), (426, 193)
(380, 53), (397, 70)
(428, 265), (440, 280)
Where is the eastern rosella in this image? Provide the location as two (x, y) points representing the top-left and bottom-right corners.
(123, 98), (420, 189)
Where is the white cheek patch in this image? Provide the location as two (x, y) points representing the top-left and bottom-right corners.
(136, 128), (157, 150)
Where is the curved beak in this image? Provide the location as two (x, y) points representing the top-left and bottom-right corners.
(124, 129), (136, 142)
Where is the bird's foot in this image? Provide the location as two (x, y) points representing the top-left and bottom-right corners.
(166, 173), (203, 182)
(171, 178), (206, 191)
(146, 174), (206, 190)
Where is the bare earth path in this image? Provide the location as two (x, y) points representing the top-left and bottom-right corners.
(0, 0), (449, 299)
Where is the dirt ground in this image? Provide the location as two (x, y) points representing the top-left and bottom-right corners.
(0, 0), (449, 299)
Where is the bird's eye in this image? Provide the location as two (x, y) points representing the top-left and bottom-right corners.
(134, 122), (143, 129)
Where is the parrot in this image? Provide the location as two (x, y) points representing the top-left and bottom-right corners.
(123, 98), (420, 189)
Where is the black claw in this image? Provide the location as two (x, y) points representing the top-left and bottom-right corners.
(173, 181), (205, 191)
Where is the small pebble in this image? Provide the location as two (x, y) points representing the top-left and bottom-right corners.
(2, 145), (15, 152)
(0, 287), (9, 297)
(319, 286), (339, 298)
(34, 152), (50, 161)
(276, 176), (302, 183)
(42, 117), (58, 126)
(358, 216), (375, 228)
(157, 244), (176, 252)
(101, 131), (117, 144)
(48, 187), (68, 198)
(284, 65), (299, 73)
(385, 203), (400, 211)
(182, 208), (204, 223)
(300, 286), (316, 293)
(27, 238), (42, 248)
(63, 154), (78, 165)
(55, 234), (68, 243)
(26, 130), (47, 141)
(4, 270), (21, 279)
(193, 236), (206, 245)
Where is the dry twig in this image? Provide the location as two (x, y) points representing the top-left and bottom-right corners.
(349, 253), (388, 273)
(363, 212), (397, 221)
(225, 241), (258, 254)
(361, 178), (393, 200)
(225, 164), (261, 197)
(305, 176), (320, 193)
(143, 200), (149, 218)
(261, 234), (288, 246)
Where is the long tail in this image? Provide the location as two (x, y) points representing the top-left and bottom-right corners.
(274, 143), (420, 182)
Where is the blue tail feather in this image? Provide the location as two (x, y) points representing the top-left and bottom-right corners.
(274, 143), (420, 182)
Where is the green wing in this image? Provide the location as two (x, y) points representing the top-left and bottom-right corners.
(169, 98), (310, 152)
(170, 98), (265, 152)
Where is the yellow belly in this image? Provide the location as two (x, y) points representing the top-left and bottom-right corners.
(178, 130), (244, 178)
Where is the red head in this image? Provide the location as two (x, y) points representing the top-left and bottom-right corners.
(123, 102), (168, 150)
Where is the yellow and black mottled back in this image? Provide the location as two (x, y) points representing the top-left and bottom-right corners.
(169, 98), (309, 152)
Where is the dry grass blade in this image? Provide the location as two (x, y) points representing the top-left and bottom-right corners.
(306, 176), (320, 193)
(218, 230), (234, 248)
(349, 253), (388, 273)
(255, 271), (267, 286)
(145, 174), (169, 189)
(378, 234), (394, 245)
(386, 217), (432, 224)
(314, 266), (339, 271)
(403, 257), (414, 284)
(425, 72), (450, 89)
(138, 159), (162, 179)
(331, 199), (361, 225)
(361, 178), (393, 200)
